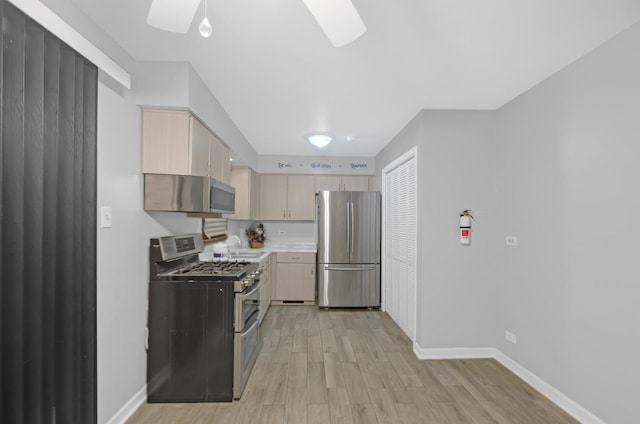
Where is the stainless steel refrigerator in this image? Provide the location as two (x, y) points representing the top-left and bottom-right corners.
(317, 191), (381, 308)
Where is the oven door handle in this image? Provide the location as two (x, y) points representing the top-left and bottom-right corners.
(242, 313), (260, 336)
(241, 279), (261, 299)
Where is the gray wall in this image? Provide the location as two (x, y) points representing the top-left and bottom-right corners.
(376, 110), (500, 350)
(96, 60), (263, 424)
(134, 61), (259, 170)
(419, 111), (500, 349)
(377, 20), (640, 424)
(495, 21), (640, 424)
(96, 81), (201, 423)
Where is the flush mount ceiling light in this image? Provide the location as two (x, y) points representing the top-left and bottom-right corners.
(302, 0), (367, 47)
(307, 133), (334, 148)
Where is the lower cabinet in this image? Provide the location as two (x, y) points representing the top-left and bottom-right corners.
(147, 281), (234, 402)
(273, 252), (316, 302)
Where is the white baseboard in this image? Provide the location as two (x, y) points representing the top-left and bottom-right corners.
(492, 351), (606, 424)
(105, 385), (147, 424)
(413, 343), (606, 424)
(413, 344), (496, 359)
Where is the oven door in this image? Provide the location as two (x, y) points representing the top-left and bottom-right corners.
(235, 279), (260, 333)
(233, 310), (259, 399)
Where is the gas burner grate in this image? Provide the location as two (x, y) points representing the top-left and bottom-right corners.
(173, 260), (254, 276)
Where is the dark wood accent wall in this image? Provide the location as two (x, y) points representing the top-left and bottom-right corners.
(1, 0), (98, 422)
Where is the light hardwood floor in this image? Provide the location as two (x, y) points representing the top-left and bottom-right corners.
(127, 306), (578, 424)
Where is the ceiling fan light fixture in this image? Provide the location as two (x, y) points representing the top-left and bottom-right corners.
(198, 0), (213, 38)
(302, 0), (367, 47)
(199, 16), (212, 38)
(307, 133), (333, 148)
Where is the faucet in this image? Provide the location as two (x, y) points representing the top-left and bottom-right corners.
(227, 234), (242, 248)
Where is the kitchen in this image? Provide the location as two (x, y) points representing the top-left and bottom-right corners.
(1, 1), (640, 424)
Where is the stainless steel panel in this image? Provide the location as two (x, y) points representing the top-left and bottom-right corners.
(209, 177), (236, 214)
(233, 312), (259, 399)
(317, 191), (351, 264)
(234, 280), (260, 332)
(317, 264), (380, 307)
(156, 234), (204, 261)
(144, 174), (209, 212)
(350, 191), (381, 264)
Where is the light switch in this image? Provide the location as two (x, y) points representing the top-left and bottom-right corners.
(101, 206), (113, 228)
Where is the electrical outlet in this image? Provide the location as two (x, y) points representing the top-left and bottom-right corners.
(278, 230), (286, 235)
(506, 236), (518, 246)
(505, 331), (517, 344)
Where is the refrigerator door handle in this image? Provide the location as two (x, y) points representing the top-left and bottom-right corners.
(346, 202), (351, 254)
(324, 266), (377, 271)
(350, 202), (354, 254)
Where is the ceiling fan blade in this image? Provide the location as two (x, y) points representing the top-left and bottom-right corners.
(147, 0), (201, 33)
(302, 0), (366, 47)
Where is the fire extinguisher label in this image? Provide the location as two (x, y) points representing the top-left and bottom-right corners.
(461, 229), (469, 237)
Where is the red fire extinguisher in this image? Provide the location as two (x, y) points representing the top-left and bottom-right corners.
(459, 210), (473, 245)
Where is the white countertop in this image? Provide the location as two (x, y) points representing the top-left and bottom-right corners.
(231, 242), (316, 262)
(200, 241), (317, 263)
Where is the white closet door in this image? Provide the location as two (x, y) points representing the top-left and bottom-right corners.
(383, 151), (417, 340)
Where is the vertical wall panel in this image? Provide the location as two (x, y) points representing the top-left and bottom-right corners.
(42, 31), (61, 424)
(80, 60), (98, 424)
(0, 0), (4, 415)
(55, 42), (75, 424)
(0, 0), (97, 422)
(2, 4), (26, 423)
(23, 18), (45, 424)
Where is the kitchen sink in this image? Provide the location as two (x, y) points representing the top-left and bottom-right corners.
(227, 251), (265, 259)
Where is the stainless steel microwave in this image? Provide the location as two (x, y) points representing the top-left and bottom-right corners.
(144, 174), (235, 214)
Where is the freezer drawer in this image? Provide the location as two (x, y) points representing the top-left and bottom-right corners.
(317, 264), (380, 308)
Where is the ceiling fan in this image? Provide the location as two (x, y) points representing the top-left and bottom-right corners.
(146, 0), (366, 47)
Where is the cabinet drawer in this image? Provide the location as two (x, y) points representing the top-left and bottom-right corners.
(276, 252), (315, 263)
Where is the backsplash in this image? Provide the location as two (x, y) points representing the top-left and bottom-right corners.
(227, 220), (316, 246)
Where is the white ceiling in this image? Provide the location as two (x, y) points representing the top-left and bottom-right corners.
(63, 0), (640, 157)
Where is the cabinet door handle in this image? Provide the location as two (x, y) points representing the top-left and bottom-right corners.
(311, 267), (314, 275)
(283, 210), (286, 218)
(288, 210), (291, 218)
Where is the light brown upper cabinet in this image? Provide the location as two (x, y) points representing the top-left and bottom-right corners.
(314, 175), (372, 192)
(209, 134), (231, 183)
(142, 109), (230, 183)
(227, 167), (260, 220)
(260, 174), (315, 220)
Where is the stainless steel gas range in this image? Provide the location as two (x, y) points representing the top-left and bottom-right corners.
(147, 234), (262, 402)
